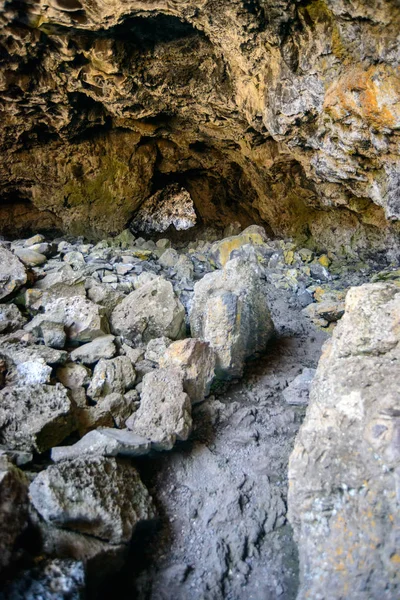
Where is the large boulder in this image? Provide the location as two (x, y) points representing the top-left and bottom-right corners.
(190, 257), (274, 378)
(110, 276), (186, 344)
(0, 384), (74, 453)
(159, 338), (216, 404)
(289, 283), (400, 600)
(0, 246), (27, 301)
(0, 455), (29, 575)
(29, 456), (155, 544)
(126, 368), (192, 451)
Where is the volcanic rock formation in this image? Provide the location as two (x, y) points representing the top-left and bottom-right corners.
(0, 0), (399, 258)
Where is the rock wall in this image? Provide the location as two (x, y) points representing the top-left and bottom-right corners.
(0, 1), (399, 254)
(288, 282), (400, 599)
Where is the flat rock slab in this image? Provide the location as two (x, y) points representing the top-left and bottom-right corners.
(29, 456), (155, 544)
(69, 335), (116, 364)
(51, 428), (151, 462)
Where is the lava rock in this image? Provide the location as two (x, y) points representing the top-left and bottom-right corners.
(282, 368), (316, 405)
(0, 384), (74, 453)
(160, 338), (216, 404)
(190, 257), (274, 378)
(289, 282), (400, 599)
(0, 456), (29, 575)
(29, 456), (155, 544)
(110, 276), (186, 344)
(126, 368), (192, 451)
(51, 428), (151, 462)
(87, 356), (136, 400)
(0, 246), (27, 300)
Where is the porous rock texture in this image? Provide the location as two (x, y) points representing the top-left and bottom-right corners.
(29, 455), (156, 544)
(0, 0), (400, 257)
(288, 282), (400, 600)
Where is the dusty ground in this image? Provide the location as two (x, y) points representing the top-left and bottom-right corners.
(107, 286), (328, 600)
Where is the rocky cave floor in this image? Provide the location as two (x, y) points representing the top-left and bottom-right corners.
(0, 223), (399, 600)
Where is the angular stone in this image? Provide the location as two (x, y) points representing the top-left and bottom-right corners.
(282, 368), (316, 405)
(29, 509), (126, 597)
(29, 456), (155, 544)
(95, 392), (137, 428)
(0, 384), (74, 453)
(15, 360), (52, 385)
(160, 338), (216, 404)
(57, 362), (91, 390)
(110, 277), (186, 344)
(87, 356), (136, 400)
(25, 265), (86, 313)
(0, 303), (26, 334)
(0, 246), (27, 300)
(145, 336), (172, 363)
(29, 319), (67, 349)
(69, 335), (116, 364)
(51, 428), (151, 462)
(159, 248), (179, 268)
(0, 456), (29, 574)
(190, 257), (274, 378)
(289, 283), (400, 600)
(26, 296), (109, 344)
(126, 368), (192, 451)
(1, 559), (85, 599)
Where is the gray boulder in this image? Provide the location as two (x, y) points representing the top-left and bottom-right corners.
(289, 283), (400, 600)
(0, 384), (74, 453)
(126, 368), (192, 451)
(0, 246), (27, 300)
(51, 428), (151, 462)
(14, 248), (47, 267)
(110, 276), (186, 344)
(190, 257), (274, 378)
(87, 356), (136, 400)
(29, 456), (155, 544)
(145, 336), (172, 363)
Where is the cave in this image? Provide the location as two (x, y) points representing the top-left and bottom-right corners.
(0, 1), (400, 599)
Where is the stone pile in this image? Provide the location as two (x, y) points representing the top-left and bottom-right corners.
(0, 225), (278, 593)
(0, 224), (397, 596)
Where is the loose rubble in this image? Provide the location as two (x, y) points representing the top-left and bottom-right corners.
(0, 223), (398, 598)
